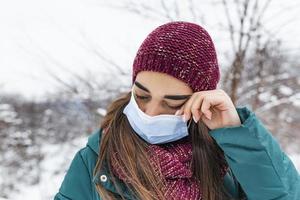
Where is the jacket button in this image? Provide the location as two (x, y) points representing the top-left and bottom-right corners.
(100, 174), (107, 182)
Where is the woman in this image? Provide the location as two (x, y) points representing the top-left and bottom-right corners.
(54, 21), (300, 200)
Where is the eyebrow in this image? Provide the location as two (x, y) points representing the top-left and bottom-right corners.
(134, 81), (192, 100)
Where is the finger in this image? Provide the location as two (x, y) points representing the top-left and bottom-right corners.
(188, 92), (210, 121)
(175, 104), (185, 116)
(200, 96), (213, 120)
(182, 93), (200, 122)
(175, 95), (194, 117)
(190, 95), (204, 123)
(205, 89), (229, 110)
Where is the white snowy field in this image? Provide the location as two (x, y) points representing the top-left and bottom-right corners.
(7, 136), (87, 200)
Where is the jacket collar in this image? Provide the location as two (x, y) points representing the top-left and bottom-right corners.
(87, 128), (136, 199)
(87, 128), (101, 156)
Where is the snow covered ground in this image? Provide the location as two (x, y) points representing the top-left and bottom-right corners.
(7, 136), (87, 200)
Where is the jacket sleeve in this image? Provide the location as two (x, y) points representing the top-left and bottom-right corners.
(209, 106), (300, 200)
(54, 148), (96, 200)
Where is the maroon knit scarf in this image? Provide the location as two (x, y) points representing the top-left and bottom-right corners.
(109, 132), (229, 200)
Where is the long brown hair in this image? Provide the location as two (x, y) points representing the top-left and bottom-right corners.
(94, 91), (236, 200)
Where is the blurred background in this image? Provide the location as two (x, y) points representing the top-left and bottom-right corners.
(0, 0), (299, 199)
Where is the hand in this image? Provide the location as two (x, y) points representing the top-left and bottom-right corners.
(175, 89), (241, 130)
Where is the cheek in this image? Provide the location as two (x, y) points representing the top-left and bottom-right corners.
(137, 102), (144, 111)
(135, 99), (146, 111)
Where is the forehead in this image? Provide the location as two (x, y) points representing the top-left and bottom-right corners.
(135, 71), (193, 94)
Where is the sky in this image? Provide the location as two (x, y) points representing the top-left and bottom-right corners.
(0, 0), (299, 101)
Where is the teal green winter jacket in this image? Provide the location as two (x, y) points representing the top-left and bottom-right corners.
(54, 106), (300, 200)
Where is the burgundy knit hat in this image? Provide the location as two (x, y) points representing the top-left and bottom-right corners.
(132, 21), (220, 92)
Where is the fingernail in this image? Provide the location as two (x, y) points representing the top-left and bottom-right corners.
(206, 114), (211, 120)
(193, 115), (198, 123)
(175, 110), (180, 116)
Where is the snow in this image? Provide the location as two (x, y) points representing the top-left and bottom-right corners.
(258, 91), (271, 102)
(279, 85), (293, 96)
(0, 104), (22, 125)
(97, 108), (107, 116)
(289, 154), (300, 172)
(290, 93), (300, 107)
(7, 136), (87, 200)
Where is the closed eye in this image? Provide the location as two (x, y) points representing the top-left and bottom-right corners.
(168, 104), (184, 110)
(135, 94), (149, 100)
(135, 94), (184, 110)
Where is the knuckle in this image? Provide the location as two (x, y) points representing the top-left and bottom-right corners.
(200, 105), (206, 113)
(191, 106), (199, 112)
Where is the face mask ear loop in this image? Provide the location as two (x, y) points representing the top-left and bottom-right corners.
(187, 118), (193, 129)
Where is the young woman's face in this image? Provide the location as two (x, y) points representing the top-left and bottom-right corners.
(133, 71), (193, 116)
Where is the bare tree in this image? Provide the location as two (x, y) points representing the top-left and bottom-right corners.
(102, 0), (206, 24)
(220, 0), (273, 104)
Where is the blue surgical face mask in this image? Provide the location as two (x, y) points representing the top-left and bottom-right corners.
(122, 88), (192, 144)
